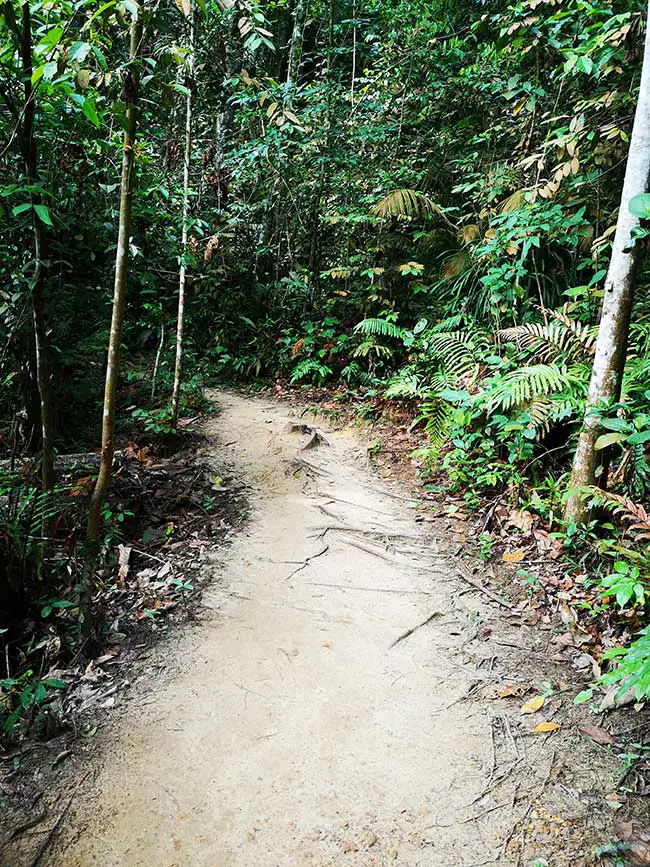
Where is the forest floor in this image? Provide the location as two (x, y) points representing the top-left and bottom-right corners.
(2, 389), (644, 866)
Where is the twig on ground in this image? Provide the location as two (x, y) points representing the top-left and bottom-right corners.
(457, 565), (514, 611)
(284, 544), (330, 580)
(29, 771), (91, 867)
(308, 581), (431, 595)
(341, 537), (395, 562)
(389, 611), (442, 648)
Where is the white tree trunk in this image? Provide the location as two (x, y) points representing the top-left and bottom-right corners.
(171, 2), (195, 429)
(565, 7), (650, 523)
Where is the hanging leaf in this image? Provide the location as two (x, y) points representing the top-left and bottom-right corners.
(34, 205), (53, 226)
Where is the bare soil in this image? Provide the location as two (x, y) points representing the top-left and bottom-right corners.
(17, 391), (632, 865)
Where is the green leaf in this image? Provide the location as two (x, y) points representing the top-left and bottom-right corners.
(34, 204), (53, 226)
(594, 431), (626, 450)
(574, 689), (593, 704)
(627, 430), (650, 446)
(35, 26), (64, 53)
(68, 41), (92, 63)
(629, 194), (650, 219)
(42, 61), (59, 82)
(81, 97), (100, 127)
(12, 203), (32, 217)
(43, 678), (68, 690)
(91, 45), (108, 71)
(171, 83), (191, 97)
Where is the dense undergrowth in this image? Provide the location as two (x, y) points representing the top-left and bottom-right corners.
(2, 0), (650, 742)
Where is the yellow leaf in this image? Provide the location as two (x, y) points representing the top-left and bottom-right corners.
(521, 695), (545, 714)
(535, 721), (560, 733)
(571, 157), (580, 174)
(502, 550), (525, 563)
(512, 95), (527, 116)
(266, 102), (278, 118)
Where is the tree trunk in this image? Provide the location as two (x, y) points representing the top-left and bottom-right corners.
(285, 0), (305, 109)
(171, 2), (195, 430)
(565, 8), (650, 524)
(87, 7), (144, 542)
(20, 0), (54, 494)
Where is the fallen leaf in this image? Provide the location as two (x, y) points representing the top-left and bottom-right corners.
(70, 475), (93, 496)
(484, 683), (523, 699)
(578, 724), (615, 745)
(503, 550), (525, 563)
(535, 721), (560, 733)
(521, 695), (545, 714)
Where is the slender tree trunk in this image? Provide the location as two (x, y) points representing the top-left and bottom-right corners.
(151, 322), (164, 401)
(87, 7), (144, 542)
(171, 2), (195, 429)
(351, 0), (357, 105)
(565, 8), (650, 523)
(20, 0), (54, 494)
(285, 0), (305, 109)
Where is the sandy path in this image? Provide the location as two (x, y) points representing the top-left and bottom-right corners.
(54, 390), (515, 866)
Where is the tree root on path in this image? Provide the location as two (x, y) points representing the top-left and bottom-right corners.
(312, 524), (421, 541)
(457, 564), (515, 611)
(389, 611), (443, 648)
(284, 544), (330, 581)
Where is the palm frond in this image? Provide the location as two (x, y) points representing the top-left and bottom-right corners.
(587, 489), (650, 542)
(371, 188), (447, 222)
(354, 318), (404, 339)
(548, 306), (597, 355)
(429, 314), (465, 333)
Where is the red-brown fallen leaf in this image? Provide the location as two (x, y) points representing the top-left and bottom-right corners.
(578, 724), (615, 745)
(535, 721), (561, 733)
(70, 475), (93, 496)
(484, 683), (523, 699)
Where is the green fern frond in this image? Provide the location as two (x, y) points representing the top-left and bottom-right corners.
(498, 311), (596, 362)
(425, 330), (487, 383)
(526, 396), (576, 435)
(352, 340), (394, 359)
(419, 399), (453, 450)
(290, 358), (332, 384)
(354, 318), (404, 339)
(429, 314), (465, 333)
(385, 372), (424, 399)
(485, 364), (575, 414)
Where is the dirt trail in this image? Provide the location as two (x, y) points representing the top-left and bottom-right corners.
(53, 391), (549, 866)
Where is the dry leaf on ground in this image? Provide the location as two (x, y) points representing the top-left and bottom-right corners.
(535, 721), (561, 733)
(502, 550), (526, 563)
(578, 724), (614, 745)
(521, 695), (545, 714)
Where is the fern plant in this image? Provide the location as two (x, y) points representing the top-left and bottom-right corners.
(289, 358), (332, 385)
